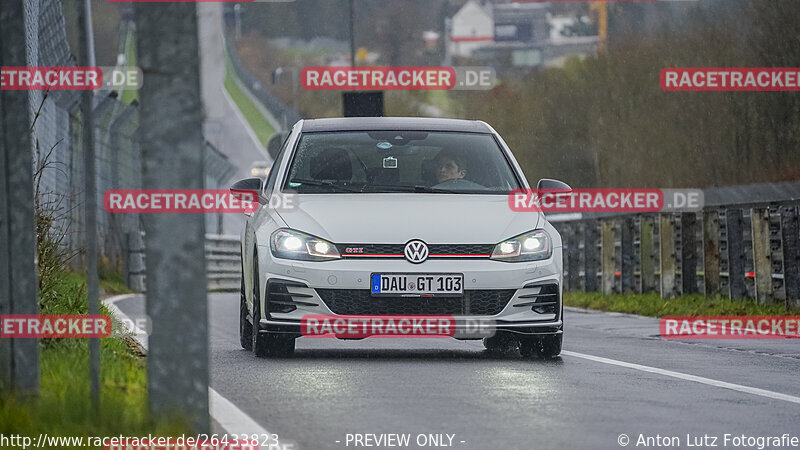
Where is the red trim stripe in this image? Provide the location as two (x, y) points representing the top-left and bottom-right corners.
(342, 254), (489, 258)
(429, 254), (490, 257)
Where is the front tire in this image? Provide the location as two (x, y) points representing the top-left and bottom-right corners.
(239, 272), (253, 351)
(519, 334), (562, 359)
(483, 332), (517, 354)
(251, 255), (296, 358)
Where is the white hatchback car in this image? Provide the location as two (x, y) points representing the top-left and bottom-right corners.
(233, 117), (567, 358)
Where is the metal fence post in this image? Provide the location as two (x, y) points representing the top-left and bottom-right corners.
(659, 214), (677, 299)
(136, 3), (209, 432)
(750, 207), (773, 303)
(78, 0), (100, 412)
(584, 220), (599, 292)
(566, 224), (581, 292)
(726, 209), (747, 301)
(680, 212), (698, 295)
(639, 216), (655, 294)
(620, 217), (635, 294)
(702, 209), (721, 297)
(781, 205), (800, 309)
(0, 0), (40, 394)
(601, 220), (615, 295)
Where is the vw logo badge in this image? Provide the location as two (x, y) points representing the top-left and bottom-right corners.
(404, 240), (429, 264)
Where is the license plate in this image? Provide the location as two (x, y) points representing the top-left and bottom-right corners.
(370, 273), (464, 296)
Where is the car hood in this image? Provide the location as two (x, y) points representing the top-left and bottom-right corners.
(275, 194), (541, 244)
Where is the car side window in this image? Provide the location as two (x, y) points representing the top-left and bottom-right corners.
(263, 134), (291, 196)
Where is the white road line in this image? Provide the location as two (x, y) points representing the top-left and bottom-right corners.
(105, 294), (149, 351)
(209, 388), (271, 438)
(103, 294), (275, 442)
(562, 350), (800, 405)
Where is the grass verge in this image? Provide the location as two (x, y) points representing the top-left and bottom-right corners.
(120, 27), (138, 105)
(564, 291), (800, 317)
(224, 52), (275, 147)
(0, 271), (187, 447)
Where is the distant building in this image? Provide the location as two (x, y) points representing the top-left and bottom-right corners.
(447, 1), (599, 71)
(447, 0), (494, 59)
(473, 1), (550, 68)
(423, 31), (440, 50)
(546, 15), (600, 68)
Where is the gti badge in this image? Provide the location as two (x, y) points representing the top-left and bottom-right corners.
(404, 240), (429, 264)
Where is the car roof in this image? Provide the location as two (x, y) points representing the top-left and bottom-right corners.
(299, 117), (492, 133)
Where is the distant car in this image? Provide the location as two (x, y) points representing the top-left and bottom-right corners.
(233, 117), (567, 358)
(250, 161), (270, 178)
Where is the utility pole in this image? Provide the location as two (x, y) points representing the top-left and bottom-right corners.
(78, 0), (100, 413)
(0, 0), (40, 395)
(233, 4), (242, 39)
(349, 0), (356, 67)
(135, 3), (209, 433)
(590, 1), (608, 52)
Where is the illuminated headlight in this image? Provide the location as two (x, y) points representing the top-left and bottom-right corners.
(490, 230), (552, 262)
(270, 228), (340, 261)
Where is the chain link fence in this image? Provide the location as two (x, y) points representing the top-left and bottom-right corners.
(31, 0), (236, 291)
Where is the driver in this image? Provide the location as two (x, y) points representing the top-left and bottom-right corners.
(435, 150), (468, 184)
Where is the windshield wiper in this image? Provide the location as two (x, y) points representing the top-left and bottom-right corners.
(288, 178), (361, 193)
(361, 184), (454, 193)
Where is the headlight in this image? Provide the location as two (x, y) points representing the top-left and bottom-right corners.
(490, 229), (552, 262)
(270, 228), (341, 261)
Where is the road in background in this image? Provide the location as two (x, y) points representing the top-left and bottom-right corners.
(198, 3), (274, 235)
(115, 294), (800, 450)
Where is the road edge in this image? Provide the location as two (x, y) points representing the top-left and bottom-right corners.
(564, 305), (657, 320)
(103, 294), (277, 444)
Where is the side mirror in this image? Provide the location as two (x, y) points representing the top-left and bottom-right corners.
(230, 177), (263, 216)
(537, 178), (572, 192)
(231, 177), (262, 192)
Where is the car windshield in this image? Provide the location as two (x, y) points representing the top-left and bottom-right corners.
(282, 131), (521, 194)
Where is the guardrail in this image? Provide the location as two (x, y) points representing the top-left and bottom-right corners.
(551, 203), (800, 309)
(223, 28), (301, 130)
(126, 233), (241, 292)
(206, 234), (242, 291)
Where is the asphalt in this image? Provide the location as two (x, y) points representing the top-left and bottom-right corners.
(115, 294), (800, 450)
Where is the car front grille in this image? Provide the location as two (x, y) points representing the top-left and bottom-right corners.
(337, 243), (494, 258)
(316, 289), (515, 316)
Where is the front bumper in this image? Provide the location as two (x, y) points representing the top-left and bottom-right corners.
(256, 248), (563, 337)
